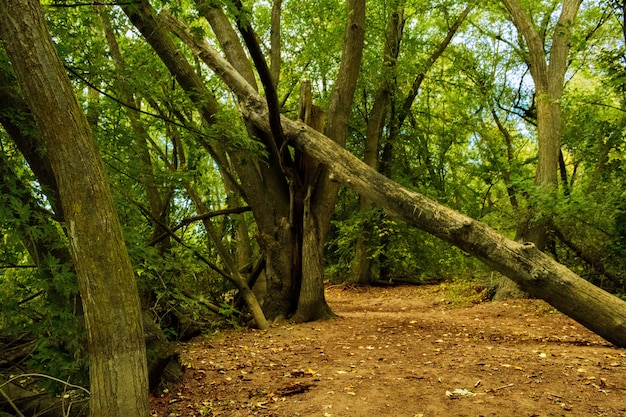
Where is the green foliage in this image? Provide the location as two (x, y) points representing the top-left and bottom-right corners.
(437, 278), (490, 306)
(4, 0), (626, 398)
(327, 207), (477, 283)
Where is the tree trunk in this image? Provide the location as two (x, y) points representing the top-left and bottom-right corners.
(350, 0), (404, 285)
(158, 1), (364, 322)
(0, 2), (150, 416)
(294, 0), (366, 321)
(196, 3), (301, 319)
(502, 0), (582, 249)
(270, 0), (282, 86)
(272, 114), (626, 348)
(291, 81), (332, 321)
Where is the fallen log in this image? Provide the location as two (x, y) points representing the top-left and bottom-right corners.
(275, 113), (626, 347)
(0, 375), (88, 417)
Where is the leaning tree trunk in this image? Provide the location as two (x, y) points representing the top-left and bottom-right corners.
(0, 2), (150, 416)
(272, 115), (626, 347)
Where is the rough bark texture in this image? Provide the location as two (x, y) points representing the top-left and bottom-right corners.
(270, 0), (282, 86)
(0, 1), (150, 416)
(291, 81), (333, 321)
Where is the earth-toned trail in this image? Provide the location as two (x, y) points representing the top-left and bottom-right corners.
(150, 284), (626, 417)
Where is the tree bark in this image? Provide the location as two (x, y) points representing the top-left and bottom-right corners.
(158, 2), (364, 322)
(293, 0), (366, 321)
(196, 0), (258, 90)
(0, 1), (149, 416)
(270, 0), (282, 86)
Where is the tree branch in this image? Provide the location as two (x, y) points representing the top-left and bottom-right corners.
(46, 1), (137, 7)
(398, 3), (474, 128)
(230, 0), (293, 173)
(148, 206), (251, 246)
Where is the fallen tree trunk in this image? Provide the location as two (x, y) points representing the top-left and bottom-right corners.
(278, 115), (626, 347)
(161, 14), (626, 347)
(0, 376), (88, 417)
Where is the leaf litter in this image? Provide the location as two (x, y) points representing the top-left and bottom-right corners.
(150, 284), (626, 417)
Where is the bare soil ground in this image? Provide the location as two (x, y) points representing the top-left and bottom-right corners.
(150, 283), (626, 417)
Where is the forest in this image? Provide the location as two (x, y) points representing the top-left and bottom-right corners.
(1, 0), (626, 415)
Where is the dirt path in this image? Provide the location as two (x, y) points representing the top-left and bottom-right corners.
(150, 284), (626, 417)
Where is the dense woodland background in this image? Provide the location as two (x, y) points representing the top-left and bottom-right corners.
(1, 0), (626, 415)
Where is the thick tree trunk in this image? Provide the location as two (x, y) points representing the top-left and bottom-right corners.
(291, 81), (333, 321)
(0, 2), (150, 416)
(294, 0), (366, 321)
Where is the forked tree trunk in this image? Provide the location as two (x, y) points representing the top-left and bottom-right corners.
(0, 1), (150, 417)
